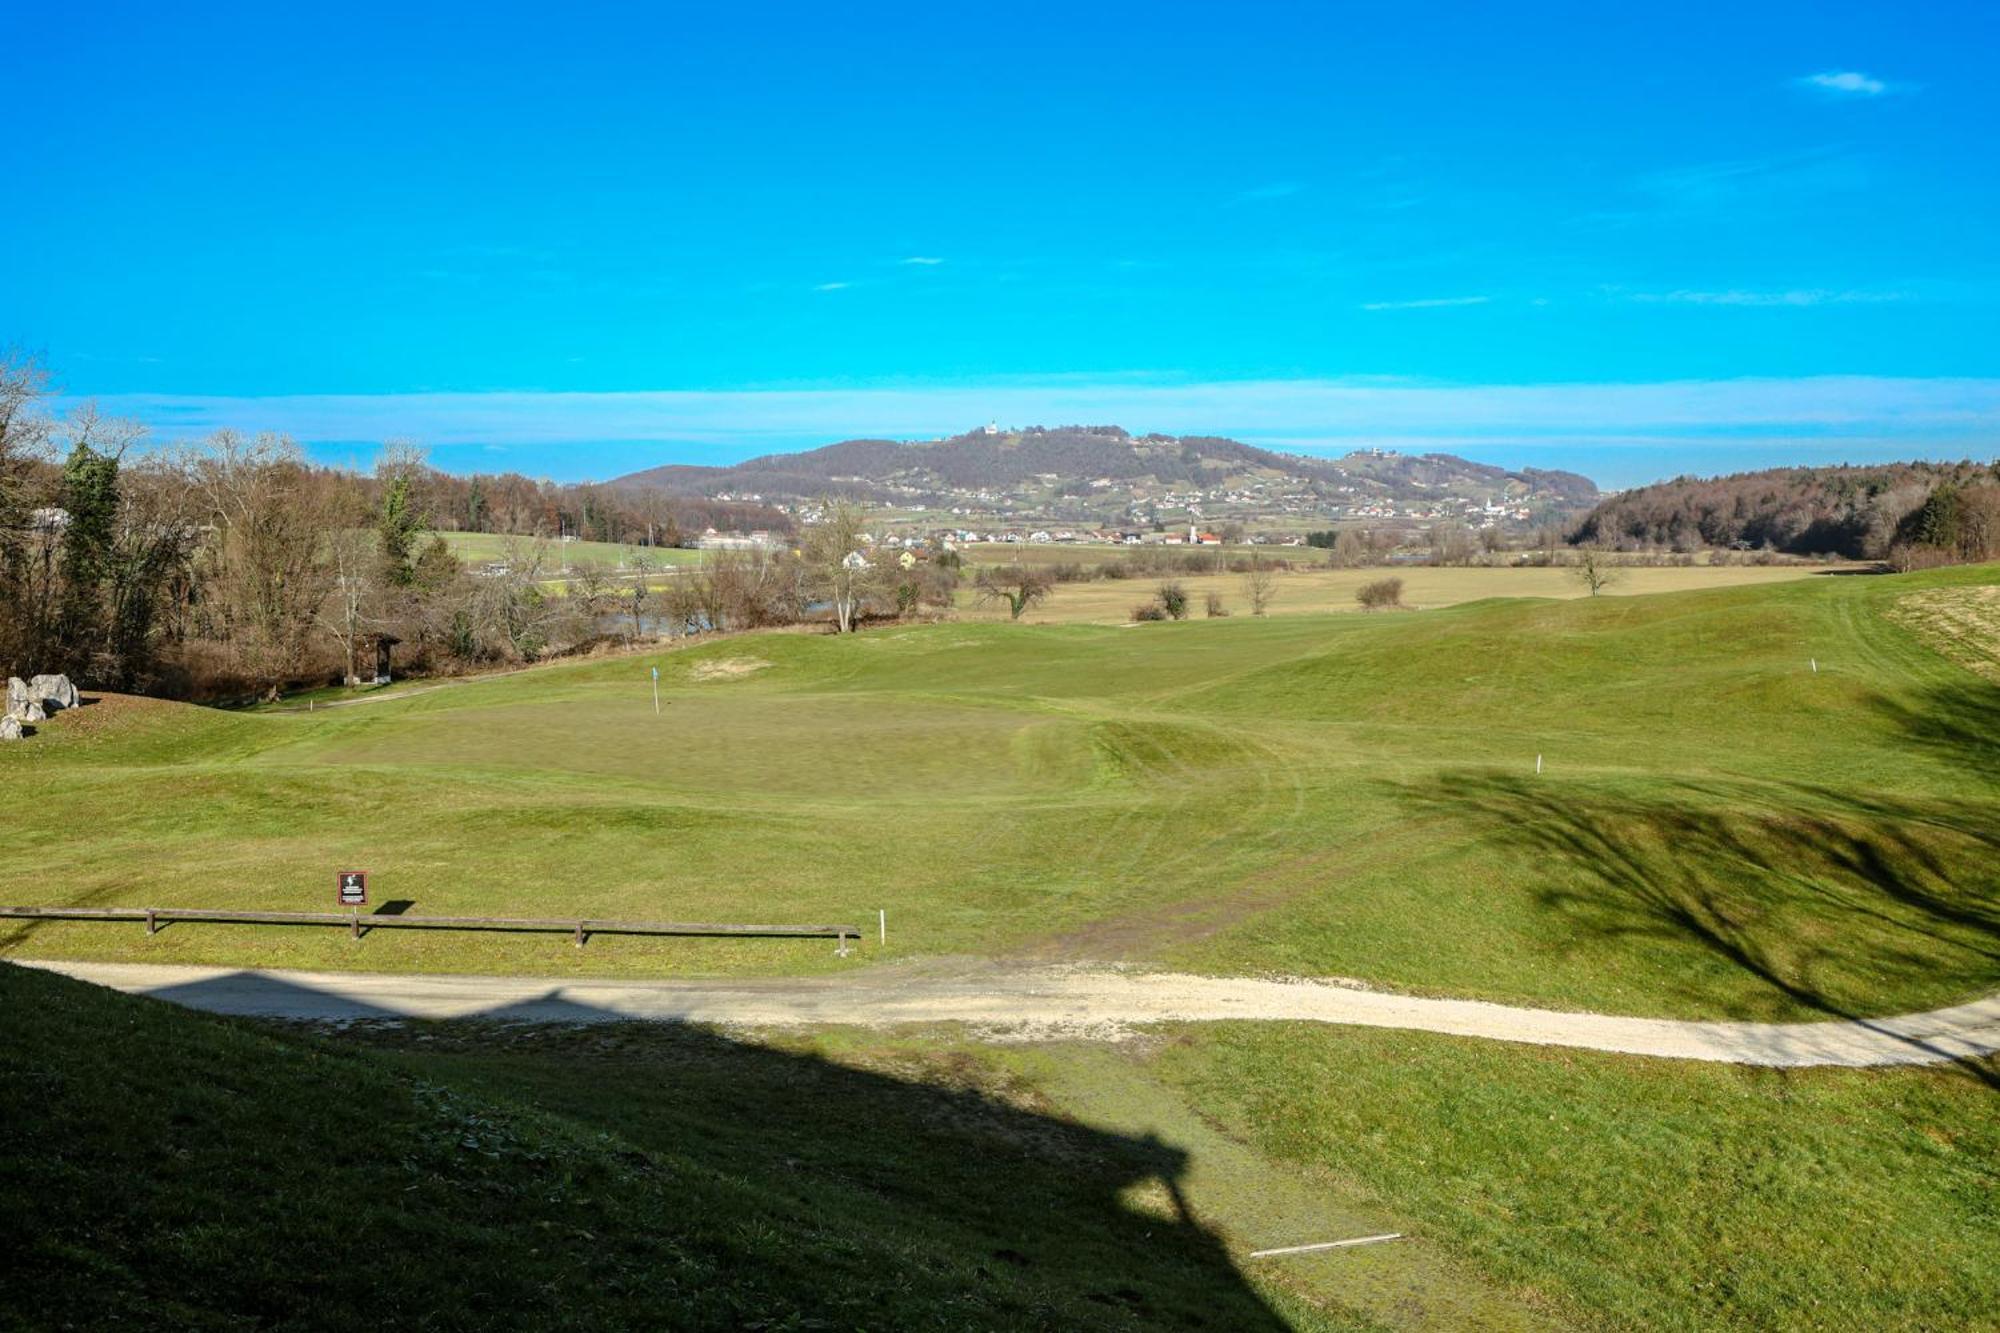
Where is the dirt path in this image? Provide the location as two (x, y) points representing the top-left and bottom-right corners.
(25, 958), (2000, 1068)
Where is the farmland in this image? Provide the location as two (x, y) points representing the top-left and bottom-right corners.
(950, 555), (1829, 623)
(434, 529), (706, 569)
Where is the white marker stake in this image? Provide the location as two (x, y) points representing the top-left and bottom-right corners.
(1249, 1233), (1403, 1259)
(879, 908), (887, 946)
(651, 665), (661, 715)
(1810, 658), (1818, 674)
(1536, 753), (1543, 774)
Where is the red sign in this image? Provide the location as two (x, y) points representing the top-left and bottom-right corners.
(337, 870), (368, 906)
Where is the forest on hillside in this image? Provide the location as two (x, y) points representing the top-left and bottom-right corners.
(1571, 460), (2000, 564)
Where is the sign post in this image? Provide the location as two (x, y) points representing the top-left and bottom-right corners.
(337, 870), (368, 907)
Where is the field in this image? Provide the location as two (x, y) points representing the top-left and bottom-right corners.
(5, 564), (1996, 1020)
(7, 561), (1998, 1328)
(434, 529), (706, 569)
(953, 559), (1827, 623)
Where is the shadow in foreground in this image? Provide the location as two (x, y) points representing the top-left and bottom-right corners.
(5, 962), (1290, 1330)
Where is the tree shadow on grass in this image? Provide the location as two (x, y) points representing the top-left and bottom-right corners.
(1869, 678), (2000, 787)
(49, 966), (1291, 1329)
(1398, 769), (2000, 1087)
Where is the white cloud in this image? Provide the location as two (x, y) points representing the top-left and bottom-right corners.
(900, 256), (944, 266)
(1359, 295), (1491, 311)
(812, 281), (851, 292)
(1633, 288), (1906, 307)
(1799, 70), (1891, 97)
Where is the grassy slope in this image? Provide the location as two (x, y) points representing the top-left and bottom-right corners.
(3, 565), (1996, 1023)
(11, 956), (1992, 1332)
(0, 961), (1323, 1331)
(1157, 1025), (2000, 1332)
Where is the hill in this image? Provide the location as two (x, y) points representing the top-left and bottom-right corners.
(616, 425), (1599, 532)
(1571, 458), (2000, 558)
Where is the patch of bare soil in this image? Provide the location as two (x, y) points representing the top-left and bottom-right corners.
(689, 656), (771, 682)
(1888, 586), (2000, 683)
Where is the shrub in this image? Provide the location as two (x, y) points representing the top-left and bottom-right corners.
(1156, 581), (1190, 620)
(1356, 577), (1404, 610)
(1204, 591), (1230, 617)
(1131, 602), (1168, 622)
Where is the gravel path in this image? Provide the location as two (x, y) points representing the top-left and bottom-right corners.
(23, 958), (2000, 1068)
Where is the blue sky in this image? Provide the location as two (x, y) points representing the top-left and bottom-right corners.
(5, 0), (1996, 487)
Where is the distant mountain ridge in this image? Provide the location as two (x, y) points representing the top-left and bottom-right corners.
(615, 425), (1599, 511)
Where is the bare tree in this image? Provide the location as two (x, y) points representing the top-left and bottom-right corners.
(802, 497), (868, 632)
(627, 553), (654, 640)
(1242, 559), (1276, 616)
(568, 559), (614, 636)
(471, 537), (564, 658)
(1570, 545), (1621, 597)
(183, 432), (347, 696)
(1428, 521), (1474, 566)
(316, 527), (376, 685)
(973, 563), (1054, 620)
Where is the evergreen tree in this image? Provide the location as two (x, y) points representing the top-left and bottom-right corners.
(56, 442), (119, 669)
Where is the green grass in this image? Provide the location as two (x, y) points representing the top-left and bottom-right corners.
(0, 961), (1338, 1331)
(435, 530), (705, 569)
(4, 565), (1997, 1021)
(9, 564), (1997, 1330)
(1157, 1023), (2000, 1331)
(13, 957), (1992, 1330)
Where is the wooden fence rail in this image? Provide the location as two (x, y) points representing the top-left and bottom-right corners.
(0, 906), (861, 954)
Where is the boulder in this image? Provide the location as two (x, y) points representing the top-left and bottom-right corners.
(29, 674), (78, 710)
(0, 716), (19, 742)
(4, 678), (25, 716)
(10, 699), (44, 724)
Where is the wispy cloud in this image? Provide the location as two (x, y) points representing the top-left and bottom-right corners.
(1632, 288), (1908, 307)
(812, 281), (851, 292)
(1233, 181), (1304, 204)
(899, 256), (944, 266)
(1798, 70), (1895, 98)
(1359, 295), (1491, 311)
(1636, 147), (1865, 209)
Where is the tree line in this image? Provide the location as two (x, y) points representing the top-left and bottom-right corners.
(1569, 460), (2000, 563)
(0, 356), (806, 700)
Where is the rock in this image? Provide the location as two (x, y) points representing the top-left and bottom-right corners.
(4, 678), (25, 716)
(28, 674), (78, 710)
(0, 716), (19, 742)
(10, 700), (44, 723)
